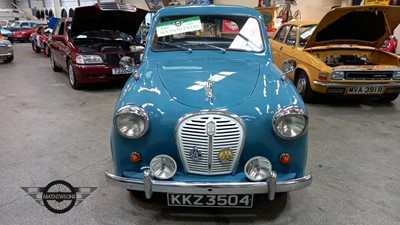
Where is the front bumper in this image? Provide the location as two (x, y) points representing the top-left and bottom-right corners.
(105, 170), (312, 201)
(313, 81), (400, 88)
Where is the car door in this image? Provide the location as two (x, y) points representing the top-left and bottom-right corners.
(270, 25), (289, 67)
(50, 20), (68, 70)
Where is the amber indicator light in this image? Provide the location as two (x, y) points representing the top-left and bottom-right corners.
(279, 153), (291, 164)
(130, 152), (141, 163)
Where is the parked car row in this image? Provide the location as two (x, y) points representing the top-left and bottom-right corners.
(1, 20), (46, 43)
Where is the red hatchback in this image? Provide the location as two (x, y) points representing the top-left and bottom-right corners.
(49, 3), (147, 89)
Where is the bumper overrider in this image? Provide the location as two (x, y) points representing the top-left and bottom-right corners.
(105, 170), (312, 201)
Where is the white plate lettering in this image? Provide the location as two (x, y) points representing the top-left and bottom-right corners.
(167, 194), (253, 208)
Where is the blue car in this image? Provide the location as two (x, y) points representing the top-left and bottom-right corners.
(106, 4), (312, 208)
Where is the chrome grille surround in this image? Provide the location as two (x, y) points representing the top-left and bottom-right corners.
(332, 68), (400, 80)
(176, 110), (245, 175)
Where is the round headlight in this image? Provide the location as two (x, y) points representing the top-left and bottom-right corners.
(115, 105), (149, 139)
(245, 156), (272, 181)
(150, 155), (177, 179)
(273, 106), (308, 139)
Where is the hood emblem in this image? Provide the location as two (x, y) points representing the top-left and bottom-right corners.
(190, 146), (202, 161)
(218, 147), (233, 163)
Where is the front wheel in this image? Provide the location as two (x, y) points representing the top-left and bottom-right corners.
(3, 56), (14, 63)
(43, 44), (50, 57)
(295, 71), (314, 102)
(68, 60), (82, 90)
(378, 93), (399, 102)
(34, 44), (41, 53)
(50, 54), (62, 72)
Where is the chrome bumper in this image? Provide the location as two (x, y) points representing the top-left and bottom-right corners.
(313, 81), (400, 87)
(105, 170), (312, 201)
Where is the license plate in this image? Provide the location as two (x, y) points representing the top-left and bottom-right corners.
(347, 86), (383, 94)
(112, 67), (132, 75)
(167, 194), (253, 208)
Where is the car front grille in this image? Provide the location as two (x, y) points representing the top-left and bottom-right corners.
(345, 71), (393, 80)
(176, 111), (245, 175)
(0, 46), (9, 55)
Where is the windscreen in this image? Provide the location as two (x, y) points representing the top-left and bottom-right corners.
(151, 15), (264, 52)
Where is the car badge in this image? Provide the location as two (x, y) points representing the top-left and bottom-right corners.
(218, 147), (233, 163)
(190, 146), (202, 161)
(206, 121), (215, 136)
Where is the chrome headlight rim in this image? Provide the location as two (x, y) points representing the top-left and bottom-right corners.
(244, 156), (272, 181)
(273, 106), (308, 140)
(114, 104), (149, 139)
(150, 154), (177, 180)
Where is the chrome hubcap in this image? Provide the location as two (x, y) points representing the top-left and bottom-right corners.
(68, 63), (74, 85)
(297, 76), (306, 94)
(51, 55), (54, 68)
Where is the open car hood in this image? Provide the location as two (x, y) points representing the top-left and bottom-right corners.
(71, 2), (147, 38)
(304, 5), (400, 49)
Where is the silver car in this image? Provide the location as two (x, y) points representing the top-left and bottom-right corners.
(0, 39), (14, 63)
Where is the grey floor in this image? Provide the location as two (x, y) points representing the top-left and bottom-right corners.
(1, 43), (400, 225)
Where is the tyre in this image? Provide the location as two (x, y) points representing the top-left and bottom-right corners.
(295, 71), (314, 102)
(68, 60), (82, 89)
(378, 93), (399, 102)
(43, 44), (50, 57)
(3, 56), (14, 63)
(50, 54), (62, 72)
(34, 44), (41, 53)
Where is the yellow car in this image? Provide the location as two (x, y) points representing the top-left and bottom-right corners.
(270, 5), (400, 102)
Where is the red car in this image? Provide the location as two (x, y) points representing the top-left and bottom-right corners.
(30, 24), (52, 56)
(49, 3), (147, 89)
(380, 35), (398, 53)
(12, 23), (46, 42)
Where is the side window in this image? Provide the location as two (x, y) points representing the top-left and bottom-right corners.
(285, 26), (298, 46)
(274, 25), (289, 43)
(21, 22), (29, 27)
(58, 22), (65, 35)
(53, 22), (64, 35)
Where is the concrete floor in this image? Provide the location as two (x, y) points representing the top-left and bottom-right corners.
(1, 43), (400, 225)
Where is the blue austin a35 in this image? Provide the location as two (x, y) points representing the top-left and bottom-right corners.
(106, 4), (312, 208)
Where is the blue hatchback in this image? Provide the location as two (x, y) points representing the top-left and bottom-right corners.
(106, 4), (312, 208)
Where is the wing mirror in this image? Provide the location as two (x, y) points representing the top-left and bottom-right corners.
(282, 58), (297, 75)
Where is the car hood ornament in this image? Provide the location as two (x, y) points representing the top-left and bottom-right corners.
(205, 74), (214, 102)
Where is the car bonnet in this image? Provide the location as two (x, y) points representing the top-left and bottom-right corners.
(70, 2), (148, 38)
(304, 5), (400, 49)
(157, 57), (260, 108)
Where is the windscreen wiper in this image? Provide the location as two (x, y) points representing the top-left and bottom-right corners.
(155, 41), (192, 53)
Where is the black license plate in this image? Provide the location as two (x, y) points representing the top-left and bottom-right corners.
(167, 194), (253, 208)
